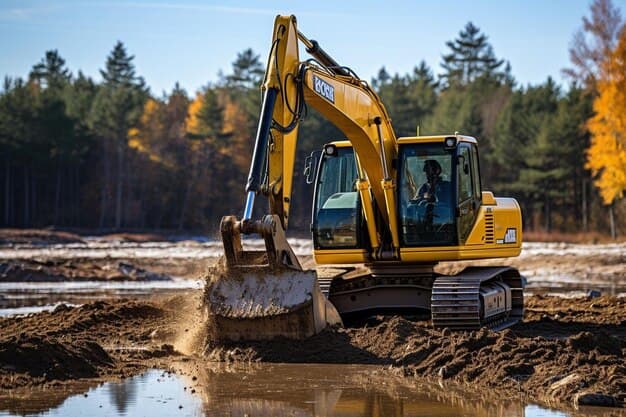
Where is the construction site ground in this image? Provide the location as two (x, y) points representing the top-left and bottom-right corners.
(0, 229), (624, 414)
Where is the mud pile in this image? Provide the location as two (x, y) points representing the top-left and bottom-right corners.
(0, 296), (190, 388)
(206, 295), (626, 408)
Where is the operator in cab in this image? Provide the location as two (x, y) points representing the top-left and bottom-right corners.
(415, 159), (451, 203)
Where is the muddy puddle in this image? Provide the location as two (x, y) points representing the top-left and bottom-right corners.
(1, 363), (620, 417)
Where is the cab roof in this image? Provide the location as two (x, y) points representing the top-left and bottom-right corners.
(397, 135), (478, 145)
(330, 134), (478, 147)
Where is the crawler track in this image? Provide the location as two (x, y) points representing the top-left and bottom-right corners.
(431, 267), (524, 330)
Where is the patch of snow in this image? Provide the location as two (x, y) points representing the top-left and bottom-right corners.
(0, 303), (80, 317)
(0, 238), (315, 260)
(0, 278), (203, 293)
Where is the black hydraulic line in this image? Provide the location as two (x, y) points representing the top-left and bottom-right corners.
(246, 88), (278, 193)
(305, 39), (350, 77)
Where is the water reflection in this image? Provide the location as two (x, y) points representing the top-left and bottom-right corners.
(0, 363), (622, 417)
(181, 363), (618, 417)
(108, 373), (138, 414)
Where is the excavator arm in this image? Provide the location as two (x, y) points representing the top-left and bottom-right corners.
(212, 15), (405, 341)
(241, 15), (401, 256)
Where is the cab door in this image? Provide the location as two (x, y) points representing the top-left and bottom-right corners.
(312, 146), (361, 249)
(457, 143), (478, 243)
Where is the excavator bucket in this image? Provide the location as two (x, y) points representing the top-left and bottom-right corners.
(205, 215), (342, 341)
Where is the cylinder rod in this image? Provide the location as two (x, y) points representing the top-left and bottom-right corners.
(243, 191), (256, 221)
(298, 31), (350, 77)
(246, 88), (278, 193)
(374, 117), (390, 179)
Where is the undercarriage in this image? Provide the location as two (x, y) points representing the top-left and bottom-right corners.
(325, 264), (524, 330)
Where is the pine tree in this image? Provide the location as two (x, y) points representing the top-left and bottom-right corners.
(0, 78), (38, 226)
(222, 48), (264, 89)
(220, 49), (265, 143)
(491, 79), (560, 228)
(30, 50), (71, 91)
(441, 22), (505, 87)
(371, 67), (391, 89)
(374, 61), (438, 137)
(89, 41), (147, 229)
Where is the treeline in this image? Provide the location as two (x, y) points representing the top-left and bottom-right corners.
(1, 0), (625, 236)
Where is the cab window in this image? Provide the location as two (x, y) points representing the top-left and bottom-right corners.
(471, 145), (481, 199)
(398, 143), (456, 246)
(313, 147), (360, 248)
(457, 145), (473, 203)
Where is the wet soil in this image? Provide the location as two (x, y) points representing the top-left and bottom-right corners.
(0, 229), (84, 245)
(206, 295), (626, 408)
(0, 293), (200, 390)
(0, 229), (211, 281)
(0, 259), (173, 282)
(0, 229), (175, 245)
(1, 292), (624, 410)
(0, 231), (624, 411)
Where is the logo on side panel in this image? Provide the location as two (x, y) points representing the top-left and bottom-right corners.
(313, 75), (335, 103)
(504, 228), (517, 244)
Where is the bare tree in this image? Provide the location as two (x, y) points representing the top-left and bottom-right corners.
(563, 0), (624, 88)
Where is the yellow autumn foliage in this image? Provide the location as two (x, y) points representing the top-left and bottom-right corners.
(586, 29), (626, 204)
(127, 98), (169, 166)
(185, 92), (204, 136)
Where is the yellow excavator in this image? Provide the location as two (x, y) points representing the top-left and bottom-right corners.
(206, 15), (524, 341)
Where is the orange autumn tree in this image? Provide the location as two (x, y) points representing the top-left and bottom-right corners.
(586, 28), (626, 206)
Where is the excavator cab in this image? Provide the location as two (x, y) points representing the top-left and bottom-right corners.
(312, 137), (481, 251)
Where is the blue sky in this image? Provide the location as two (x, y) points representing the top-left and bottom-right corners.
(1, 0), (625, 95)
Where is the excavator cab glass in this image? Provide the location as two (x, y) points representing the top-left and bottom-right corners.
(312, 147), (361, 249)
(399, 143), (456, 246)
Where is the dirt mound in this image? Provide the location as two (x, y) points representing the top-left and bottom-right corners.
(205, 296), (626, 408)
(0, 296), (193, 388)
(1, 292), (623, 409)
(96, 232), (169, 243)
(0, 335), (112, 387)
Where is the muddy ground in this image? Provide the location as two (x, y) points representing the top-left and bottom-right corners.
(0, 229), (625, 412)
(0, 291), (624, 410)
(0, 296), (184, 389)
(1, 229), (624, 294)
(207, 294), (626, 408)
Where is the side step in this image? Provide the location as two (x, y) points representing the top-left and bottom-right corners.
(431, 266), (524, 330)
